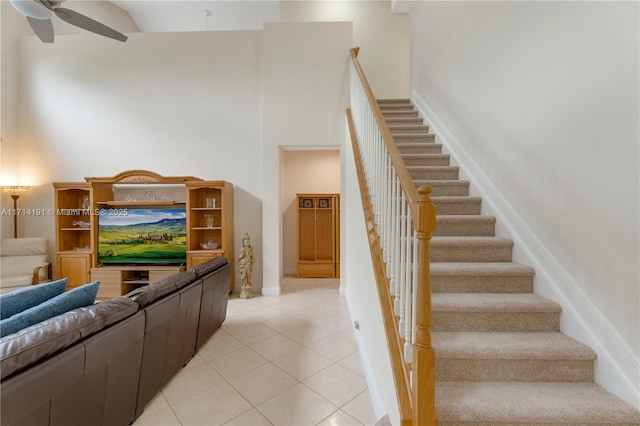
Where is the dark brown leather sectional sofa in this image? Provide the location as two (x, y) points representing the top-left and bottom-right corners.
(0, 257), (231, 426)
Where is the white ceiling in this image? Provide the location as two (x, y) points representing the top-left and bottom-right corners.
(109, 0), (280, 32)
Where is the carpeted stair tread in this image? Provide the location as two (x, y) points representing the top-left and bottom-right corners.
(385, 117), (424, 124)
(402, 154), (450, 166)
(431, 262), (534, 293)
(431, 236), (513, 262)
(377, 98), (411, 104)
(431, 196), (482, 215)
(431, 262), (534, 281)
(396, 142), (443, 155)
(408, 165), (459, 180)
(393, 133), (436, 143)
(433, 332), (596, 382)
(381, 110), (419, 117)
(413, 180), (470, 196)
(432, 293), (561, 313)
(435, 382), (640, 424)
(434, 215), (496, 236)
(388, 124), (430, 134)
(433, 331), (596, 360)
(378, 104), (415, 111)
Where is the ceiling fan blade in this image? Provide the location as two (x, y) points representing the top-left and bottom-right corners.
(52, 7), (127, 42)
(26, 16), (54, 43)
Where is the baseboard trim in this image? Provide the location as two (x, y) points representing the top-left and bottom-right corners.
(261, 286), (280, 296)
(411, 90), (640, 410)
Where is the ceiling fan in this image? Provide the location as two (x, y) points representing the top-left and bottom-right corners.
(10, 0), (127, 43)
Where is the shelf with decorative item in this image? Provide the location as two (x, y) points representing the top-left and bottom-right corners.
(96, 200), (185, 207)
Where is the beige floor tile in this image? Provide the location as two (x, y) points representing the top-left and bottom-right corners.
(198, 330), (246, 362)
(268, 300), (310, 314)
(223, 408), (273, 425)
(282, 323), (331, 346)
(243, 305), (283, 322)
(309, 315), (353, 333)
(171, 382), (252, 426)
(256, 383), (337, 426)
(209, 346), (269, 380)
(316, 409), (364, 426)
(272, 347), (334, 381)
(135, 391), (169, 417)
(249, 333), (303, 360)
(303, 364), (368, 407)
(338, 352), (366, 377)
(308, 334), (359, 362)
(132, 406), (181, 425)
(161, 356), (227, 405)
(336, 327), (358, 343)
(262, 314), (307, 333)
(289, 305), (340, 322)
(226, 322), (280, 345)
(341, 390), (378, 426)
(228, 362), (298, 405)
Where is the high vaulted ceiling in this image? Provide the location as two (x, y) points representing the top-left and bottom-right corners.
(109, 0), (280, 32)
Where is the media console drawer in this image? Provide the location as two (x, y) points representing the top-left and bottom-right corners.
(297, 262), (335, 278)
(91, 265), (183, 300)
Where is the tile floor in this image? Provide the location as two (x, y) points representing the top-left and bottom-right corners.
(133, 277), (379, 426)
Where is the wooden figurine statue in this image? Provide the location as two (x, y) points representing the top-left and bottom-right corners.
(238, 232), (255, 299)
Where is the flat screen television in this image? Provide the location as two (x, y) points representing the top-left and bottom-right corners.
(97, 208), (187, 265)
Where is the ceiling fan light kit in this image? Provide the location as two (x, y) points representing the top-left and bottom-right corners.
(9, 0), (50, 19)
(11, 0), (128, 44)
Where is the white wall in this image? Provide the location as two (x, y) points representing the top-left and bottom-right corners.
(280, 0), (410, 99)
(410, 0), (639, 406)
(281, 149), (341, 275)
(344, 126), (400, 424)
(1, 0), (138, 238)
(261, 22), (352, 295)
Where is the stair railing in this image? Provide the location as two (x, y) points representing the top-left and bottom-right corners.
(346, 47), (438, 425)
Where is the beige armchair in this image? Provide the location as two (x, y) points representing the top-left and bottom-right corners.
(0, 238), (51, 294)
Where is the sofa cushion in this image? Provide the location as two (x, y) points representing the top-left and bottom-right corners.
(0, 281), (100, 338)
(127, 271), (196, 308)
(0, 278), (68, 320)
(188, 257), (228, 278)
(0, 297), (138, 380)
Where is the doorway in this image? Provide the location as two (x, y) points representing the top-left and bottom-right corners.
(280, 148), (340, 277)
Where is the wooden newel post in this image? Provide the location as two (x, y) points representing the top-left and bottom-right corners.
(412, 185), (438, 426)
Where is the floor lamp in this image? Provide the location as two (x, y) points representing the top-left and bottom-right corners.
(1, 186), (30, 238)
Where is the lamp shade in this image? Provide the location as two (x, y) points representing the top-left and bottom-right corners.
(9, 0), (51, 20)
(1, 186), (31, 197)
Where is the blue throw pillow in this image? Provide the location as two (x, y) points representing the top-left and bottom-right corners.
(0, 278), (68, 320)
(0, 281), (100, 338)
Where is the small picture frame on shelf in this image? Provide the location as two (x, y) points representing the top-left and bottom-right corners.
(302, 198), (313, 208)
(319, 198), (329, 208)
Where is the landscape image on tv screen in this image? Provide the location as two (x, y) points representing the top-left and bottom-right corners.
(98, 208), (187, 265)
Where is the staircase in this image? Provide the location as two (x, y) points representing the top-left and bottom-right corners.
(378, 99), (640, 425)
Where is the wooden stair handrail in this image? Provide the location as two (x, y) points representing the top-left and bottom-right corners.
(349, 48), (420, 217)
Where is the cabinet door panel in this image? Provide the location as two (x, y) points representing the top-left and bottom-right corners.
(315, 210), (334, 260)
(298, 209), (316, 261)
(57, 254), (90, 289)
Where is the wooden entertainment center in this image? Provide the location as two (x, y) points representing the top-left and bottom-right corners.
(53, 170), (234, 299)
